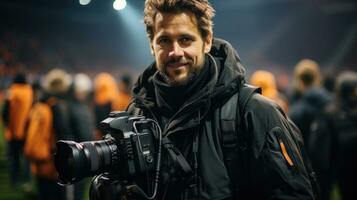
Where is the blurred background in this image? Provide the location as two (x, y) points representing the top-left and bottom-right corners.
(0, 0), (356, 199)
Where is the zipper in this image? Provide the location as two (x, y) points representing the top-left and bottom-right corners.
(278, 138), (294, 167)
(274, 130), (299, 172)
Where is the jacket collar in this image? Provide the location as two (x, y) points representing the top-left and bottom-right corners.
(131, 38), (246, 136)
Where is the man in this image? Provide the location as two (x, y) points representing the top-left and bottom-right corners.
(99, 0), (317, 199)
(308, 71), (357, 200)
(113, 74), (133, 111)
(289, 59), (331, 145)
(2, 72), (33, 186)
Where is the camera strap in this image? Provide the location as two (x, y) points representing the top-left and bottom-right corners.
(162, 137), (193, 176)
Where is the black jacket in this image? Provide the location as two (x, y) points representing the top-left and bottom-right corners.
(308, 100), (357, 200)
(128, 38), (315, 200)
(289, 87), (331, 144)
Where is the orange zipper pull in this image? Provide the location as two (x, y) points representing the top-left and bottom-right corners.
(279, 139), (294, 167)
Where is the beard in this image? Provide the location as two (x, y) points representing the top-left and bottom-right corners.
(159, 55), (206, 86)
(159, 68), (197, 86)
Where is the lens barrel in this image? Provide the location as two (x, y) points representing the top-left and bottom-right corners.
(55, 137), (118, 184)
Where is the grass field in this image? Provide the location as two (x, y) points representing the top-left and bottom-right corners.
(0, 120), (36, 200)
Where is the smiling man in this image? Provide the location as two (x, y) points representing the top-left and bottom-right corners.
(150, 11), (211, 86)
(123, 0), (318, 199)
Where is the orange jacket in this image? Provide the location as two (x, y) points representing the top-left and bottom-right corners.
(112, 91), (132, 111)
(5, 83), (33, 141)
(24, 102), (57, 180)
(94, 73), (119, 106)
(250, 70), (289, 113)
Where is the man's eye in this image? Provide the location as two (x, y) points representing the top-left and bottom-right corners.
(180, 37), (192, 43)
(158, 38), (170, 45)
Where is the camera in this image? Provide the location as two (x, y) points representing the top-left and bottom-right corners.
(54, 111), (160, 185)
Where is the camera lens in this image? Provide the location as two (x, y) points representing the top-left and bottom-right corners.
(55, 138), (118, 184)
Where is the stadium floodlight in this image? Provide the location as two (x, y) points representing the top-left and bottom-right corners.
(113, 0), (127, 11)
(79, 0), (91, 6)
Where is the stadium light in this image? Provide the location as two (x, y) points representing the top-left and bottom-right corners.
(113, 0), (127, 11)
(79, 0), (91, 6)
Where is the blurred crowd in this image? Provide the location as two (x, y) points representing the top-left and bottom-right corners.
(249, 60), (357, 200)
(0, 68), (133, 200)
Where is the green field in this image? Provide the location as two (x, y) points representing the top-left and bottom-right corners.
(0, 120), (35, 199)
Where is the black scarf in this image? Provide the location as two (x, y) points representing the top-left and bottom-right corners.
(153, 55), (212, 121)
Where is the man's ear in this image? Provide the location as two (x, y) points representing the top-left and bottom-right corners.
(204, 31), (213, 53)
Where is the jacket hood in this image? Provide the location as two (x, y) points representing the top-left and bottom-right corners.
(132, 38), (245, 103)
(131, 38), (246, 135)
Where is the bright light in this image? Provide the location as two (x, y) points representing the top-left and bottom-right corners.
(79, 0), (91, 6)
(113, 0), (127, 11)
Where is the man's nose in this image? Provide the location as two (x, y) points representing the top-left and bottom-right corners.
(168, 42), (184, 57)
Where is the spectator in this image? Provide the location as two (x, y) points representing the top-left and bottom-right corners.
(250, 70), (289, 113)
(24, 81), (66, 200)
(93, 72), (118, 138)
(2, 72), (33, 186)
(289, 59), (331, 144)
(309, 71), (357, 200)
(68, 73), (95, 200)
(112, 74), (133, 111)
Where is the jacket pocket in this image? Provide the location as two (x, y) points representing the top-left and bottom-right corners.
(266, 127), (300, 182)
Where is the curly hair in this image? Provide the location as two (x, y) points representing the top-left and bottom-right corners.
(144, 0), (215, 40)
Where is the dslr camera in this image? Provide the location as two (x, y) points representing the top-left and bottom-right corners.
(55, 111), (162, 199)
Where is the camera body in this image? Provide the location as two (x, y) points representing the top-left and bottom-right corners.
(100, 111), (156, 177)
(55, 111), (157, 184)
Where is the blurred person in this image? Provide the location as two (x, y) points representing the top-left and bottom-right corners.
(289, 59), (331, 144)
(68, 73), (95, 200)
(1, 72), (33, 186)
(90, 0), (318, 199)
(70, 73), (95, 142)
(323, 70), (337, 94)
(42, 68), (73, 141)
(250, 70), (289, 113)
(44, 70), (94, 200)
(24, 81), (66, 200)
(112, 74), (133, 111)
(308, 71), (357, 200)
(43, 68), (74, 200)
(288, 59), (323, 103)
(93, 72), (118, 138)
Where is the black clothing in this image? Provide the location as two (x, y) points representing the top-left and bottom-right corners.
(289, 87), (331, 144)
(37, 176), (66, 200)
(309, 103), (357, 200)
(153, 55), (211, 120)
(51, 94), (75, 140)
(128, 38), (315, 199)
(94, 102), (112, 136)
(69, 100), (95, 142)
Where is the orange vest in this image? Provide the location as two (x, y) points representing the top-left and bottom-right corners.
(5, 84), (33, 141)
(94, 73), (119, 106)
(24, 102), (57, 180)
(112, 91), (132, 111)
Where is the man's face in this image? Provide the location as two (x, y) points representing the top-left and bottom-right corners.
(150, 11), (212, 86)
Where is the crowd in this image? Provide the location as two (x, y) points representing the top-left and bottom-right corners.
(0, 68), (133, 200)
(248, 60), (357, 200)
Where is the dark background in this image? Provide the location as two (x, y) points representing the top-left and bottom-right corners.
(0, 0), (356, 75)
